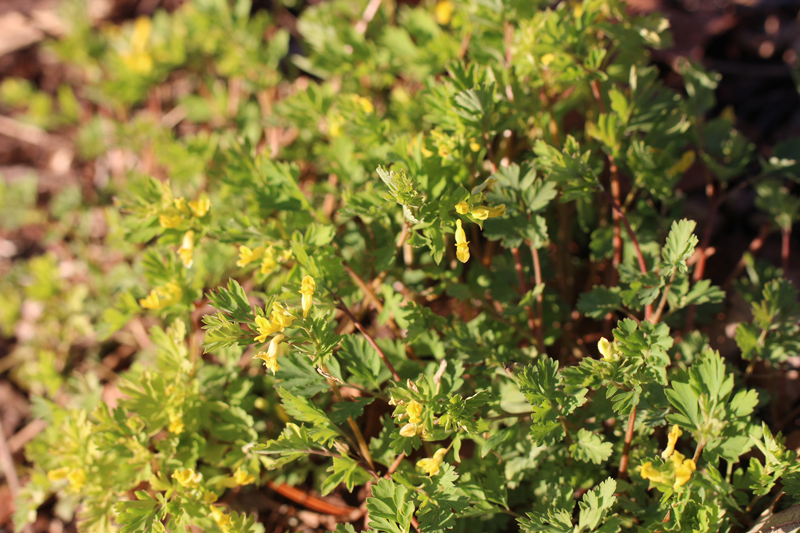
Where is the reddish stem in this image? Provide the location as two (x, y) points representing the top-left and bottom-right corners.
(685, 185), (718, 332)
(722, 223), (772, 290)
(530, 244), (546, 354)
(618, 405), (637, 479)
(512, 247), (539, 343)
(782, 226), (791, 274)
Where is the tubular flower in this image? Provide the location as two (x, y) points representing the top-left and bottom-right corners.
(597, 337), (619, 361)
(470, 204), (506, 220)
(254, 315), (280, 343)
(168, 412), (185, 434)
(455, 201), (470, 215)
(639, 462), (664, 484)
(673, 457), (696, 489)
(254, 334), (284, 374)
(455, 219), (470, 263)
(66, 469), (86, 492)
(661, 425), (683, 460)
(172, 468), (203, 488)
(260, 246), (277, 274)
(399, 423), (418, 437)
(209, 506), (231, 533)
(270, 302), (296, 330)
(139, 282), (182, 310)
(179, 230), (194, 269)
(188, 196), (211, 217)
(300, 275), (316, 318)
(417, 448), (448, 476)
(159, 214), (183, 229)
(406, 400), (424, 424)
(233, 468), (255, 485)
(236, 245), (264, 267)
(435, 0), (454, 25)
(47, 467), (70, 482)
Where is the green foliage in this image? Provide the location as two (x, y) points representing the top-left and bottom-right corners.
(3, 0), (798, 532)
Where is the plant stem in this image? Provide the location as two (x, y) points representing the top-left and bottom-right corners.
(722, 223), (772, 290)
(528, 242), (547, 354)
(385, 452), (405, 478)
(598, 188), (652, 320)
(685, 184), (718, 332)
(782, 226), (791, 273)
(324, 364), (377, 473)
(650, 270), (676, 324)
(511, 247), (538, 343)
(333, 292), (402, 381)
(618, 406), (637, 479)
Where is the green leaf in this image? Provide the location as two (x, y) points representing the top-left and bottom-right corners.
(662, 219), (698, 276)
(277, 388), (340, 445)
(577, 478), (617, 532)
(366, 479), (416, 533)
(570, 429), (613, 465)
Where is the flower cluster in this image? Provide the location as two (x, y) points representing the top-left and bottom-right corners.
(399, 400), (425, 437)
(452, 196), (505, 263)
(236, 244), (292, 275)
(639, 425), (696, 490)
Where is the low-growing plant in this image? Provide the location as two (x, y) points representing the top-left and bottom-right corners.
(4, 0), (800, 532)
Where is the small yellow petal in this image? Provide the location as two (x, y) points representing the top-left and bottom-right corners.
(455, 201), (470, 215)
(159, 214), (183, 229)
(435, 0), (454, 25)
(661, 425), (683, 460)
(188, 196), (211, 217)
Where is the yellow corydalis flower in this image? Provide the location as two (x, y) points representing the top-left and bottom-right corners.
(406, 400), (423, 424)
(47, 467), (70, 482)
(417, 448), (448, 476)
(597, 337), (620, 361)
(639, 462), (664, 484)
(203, 491), (219, 503)
(470, 204), (506, 220)
(673, 454), (696, 489)
(254, 315), (280, 343)
(168, 412), (185, 434)
(254, 334), (284, 374)
(455, 200), (470, 215)
(270, 302), (296, 329)
(67, 469), (86, 492)
(233, 468), (255, 485)
(139, 282), (182, 310)
(172, 468), (202, 488)
(661, 425), (682, 460)
(541, 53), (555, 66)
(260, 246), (277, 274)
(300, 275), (315, 318)
(159, 214), (183, 229)
(455, 219), (469, 263)
(435, 0), (454, 25)
(188, 196), (211, 217)
(179, 230), (194, 269)
(209, 506), (231, 532)
(236, 245), (264, 268)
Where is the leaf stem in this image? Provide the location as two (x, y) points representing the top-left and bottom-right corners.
(331, 290), (402, 382)
(650, 270), (676, 324)
(528, 242), (547, 354)
(511, 247), (539, 346)
(617, 405), (637, 479)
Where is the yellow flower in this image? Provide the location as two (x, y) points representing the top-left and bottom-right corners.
(233, 468), (255, 485)
(661, 425), (683, 460)
(357, 96), (374, 114)
(169, 412), (185, 434)
(541, 53), (555, 66)
(260, 246), (277, 274)
(639, 462), (664, 484)
(179, 231), (194, 269)
(280, 249), (293, 261)
(139, 282), (182, 310)
(300, 275), (316, 318)
(597, 337), (618, 361)
(47, 467), (70, 482)
(66, 469), (86, 492)
(270, 302), (296, 330)
(209, 506), (231, 532)
(673, 457), (696, 489)
(173, 198), (190, 214)
(188, 196), (211, 217)
(159, 214), (183, 229)
(203, 491), (219, 503)
(435, 0), (454, 25)
(470, 205), (506, 220)
(399, 423), (418, 437)
(455, 219), (470, 263)
(130, 16), (152, 52)
(455, 201), (470, 215)
(254, 315), (280, 344)
(172, 468), (202, 488)
(469, 140), (481, 152)
(254, 334), (284, 374)
(417, 448), (448, 476)
(406, 400), (423, 424)
(236, 245), (264, 268)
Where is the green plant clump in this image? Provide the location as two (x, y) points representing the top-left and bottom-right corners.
(4, 0), (800, 532)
